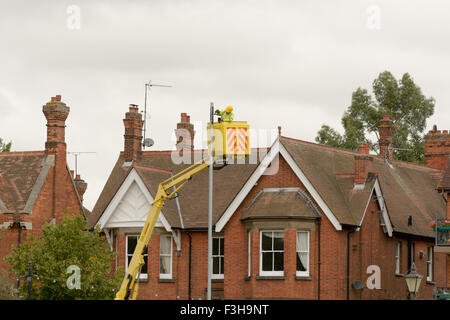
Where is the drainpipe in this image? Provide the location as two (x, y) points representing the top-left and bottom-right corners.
(347, 227), (357, 300)
(317, 218), (321, 300)
(187, 232), (192, 300)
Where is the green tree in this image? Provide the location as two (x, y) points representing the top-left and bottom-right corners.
(0, 138), (11, 152)
(315, 71), (435, 163)
(5, 215), (123, 300)
(0, 270), (18, 300)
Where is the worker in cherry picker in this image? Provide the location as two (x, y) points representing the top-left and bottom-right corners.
(215, 105), (234, 122)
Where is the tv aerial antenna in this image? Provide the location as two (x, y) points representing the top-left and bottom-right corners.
(68, 152), (97, 176)
(143, 80), (172, 149)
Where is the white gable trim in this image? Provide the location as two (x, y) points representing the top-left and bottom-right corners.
(215, 139), (342, 232)
(373, 178), (393, 237)
(357, 184), (376, 229)
(97, 169), (171, 232)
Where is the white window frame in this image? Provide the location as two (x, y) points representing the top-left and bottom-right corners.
(427, 246), (433, 282)
(212, 236), (224, 280)
(159, 234), (173, 279)
(259, 230), (284, 277)
(126, 234), (148, 280)
(395, 242), (401, 275)
(296, 230), (310, 277)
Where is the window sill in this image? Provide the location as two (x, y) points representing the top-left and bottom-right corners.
(136, 278), (149, 283)
(395, 273), (404, 278)
(212, 278), (224, 283)
(256, 275), (285, 280)
(244, 275), (251, 281)
(158, 278), (175, 283)
(295, 275), (312, 280)
(426, 280), (436, 285)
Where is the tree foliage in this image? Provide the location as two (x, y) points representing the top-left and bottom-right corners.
(315, 71), (434, 163)
(5, 215), (123, 300)
(0, 138), (11, 152)
(0, 270), (18, 300)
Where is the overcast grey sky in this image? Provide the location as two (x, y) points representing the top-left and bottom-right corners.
(1, 0), (450, 211)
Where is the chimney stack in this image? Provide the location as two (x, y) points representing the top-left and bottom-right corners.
(175, 113), (195, 152)
(42, 95), (70, 159)
(354, 143), (373, 185)
(74, 174), (87, 202)
(378, 116), (394, 162)
(424, 125), (450, 172)
(123, 104), (144, 162)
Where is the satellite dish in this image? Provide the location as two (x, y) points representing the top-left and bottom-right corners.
(143, 138), (154, 148)
(352, 280), (364, 291)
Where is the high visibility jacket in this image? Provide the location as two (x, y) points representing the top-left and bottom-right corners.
(220, 110), (234, 122)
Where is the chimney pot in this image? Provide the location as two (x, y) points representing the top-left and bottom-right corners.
(70, 170), (74, 178)
(75, 174), (81, 180)
(55, 95), (61, 102)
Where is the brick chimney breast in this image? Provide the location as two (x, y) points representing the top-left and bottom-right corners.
(175, 112), (195, 151)
(354, 143), (373, 185)
(424, 124), (450, 172)
(74, 174), (88, 202)
(42, 95), (70, 157)
(123, 104), (144, 162)
(378, 116), (394, 162)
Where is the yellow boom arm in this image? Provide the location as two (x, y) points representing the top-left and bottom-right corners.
(115, 158), (210, 300)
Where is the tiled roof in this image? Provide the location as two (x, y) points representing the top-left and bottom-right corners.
(89, 150), (264, 229)
(0, 151), (48, 213)
(280, 137), (445, 238)
(241, 188), (321, 220)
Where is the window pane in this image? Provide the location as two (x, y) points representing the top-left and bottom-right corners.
(220, 257), (224, 274)
(160, 256), (170, 274)
(141, 255), (148, 274)
(128, 237), (137, 255)
(160, 236), (171, 255)
(273, 232), (284, 250)
(297, 253), (307, 272)
(219, 238), (224, 256)
(261, 232), (272, 251)
(262, 252), (273, 271)
(213, 238), (219, 255)
(274, 252), (284, 271)
(297, 232), (308, 252)
(213, 256), (220, 274)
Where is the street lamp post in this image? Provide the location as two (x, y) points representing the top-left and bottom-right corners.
(404, 262), (423, 300)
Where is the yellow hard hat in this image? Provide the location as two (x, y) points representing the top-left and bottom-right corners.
(226, 105), (233, 113)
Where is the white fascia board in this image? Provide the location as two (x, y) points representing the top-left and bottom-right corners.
(215, 139), (342, 232)
(373, 178), (393, 237)
(97, 169), (171, 232)
(357, 183), (376, 228)
(279, 143), (342, 231)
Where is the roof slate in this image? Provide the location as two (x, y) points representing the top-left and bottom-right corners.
(0, 151), (47, 213)
(241, 188), (321, 220)
(280, 137), (445, 238)
(89, 151), (262, 229)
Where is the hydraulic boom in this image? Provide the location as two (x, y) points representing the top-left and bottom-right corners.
(115, 158), (210, 300)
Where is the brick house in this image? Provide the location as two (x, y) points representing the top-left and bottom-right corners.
(0, 95), (88, 274)
(88, 106), (449, 300)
